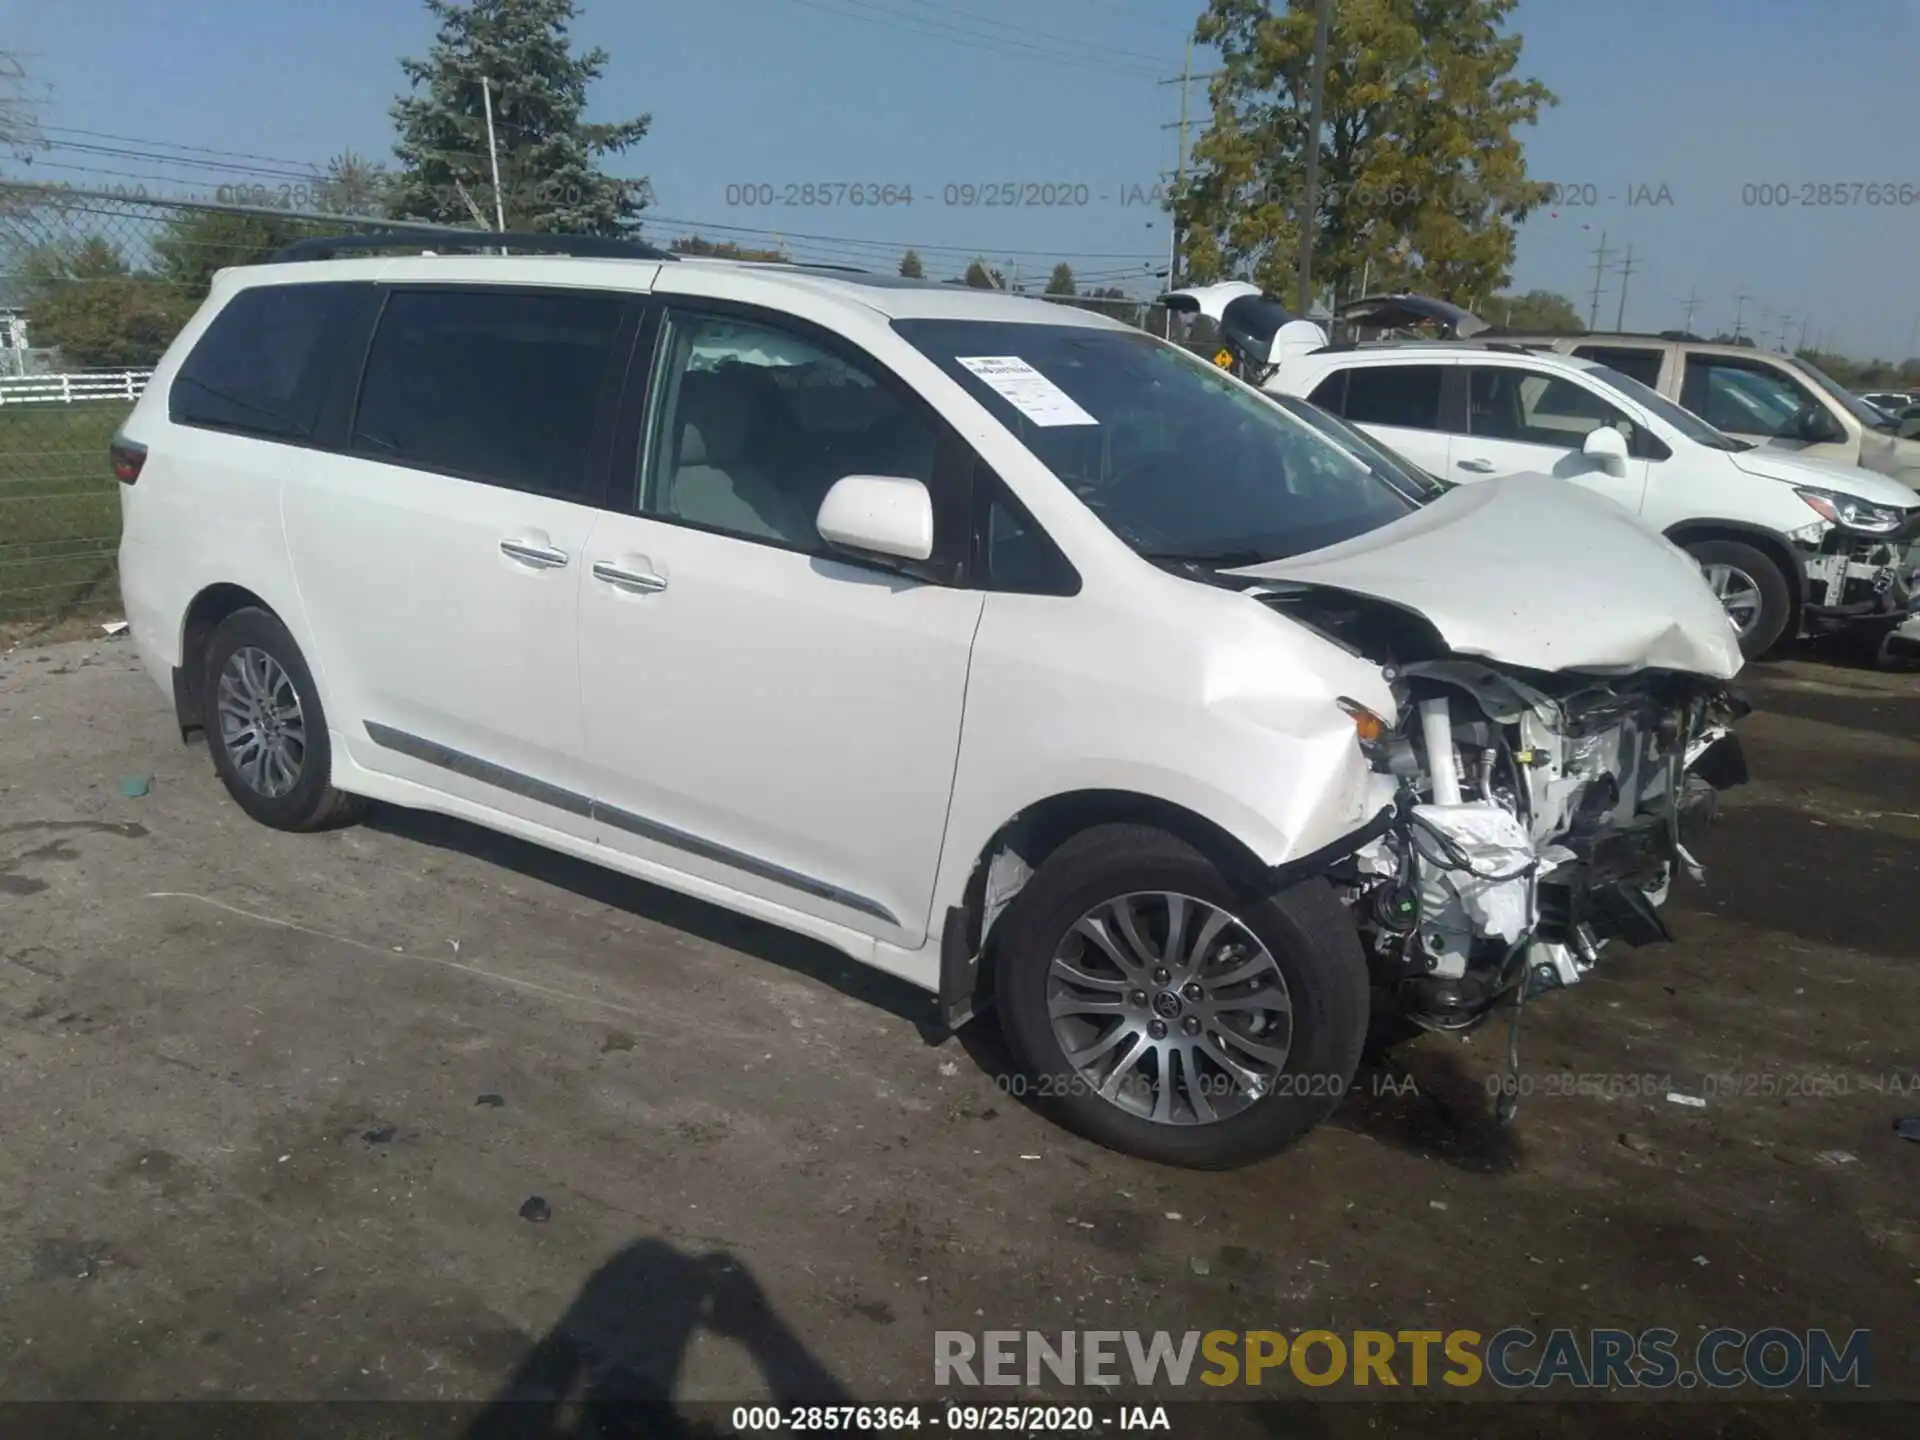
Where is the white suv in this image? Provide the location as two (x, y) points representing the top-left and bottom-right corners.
(1262, 336), (1919, 658)
(115, 235), (1748, 1168)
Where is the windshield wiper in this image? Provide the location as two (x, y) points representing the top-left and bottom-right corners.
(1139, 547), (1274, 569)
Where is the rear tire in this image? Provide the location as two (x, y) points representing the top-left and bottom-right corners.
(991, 823), (1370, 1169)
(1685, 538), (1792, 659)
(202, 607), (366, 832)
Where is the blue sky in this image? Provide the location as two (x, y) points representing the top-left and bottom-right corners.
(4, 0), (1917, 357)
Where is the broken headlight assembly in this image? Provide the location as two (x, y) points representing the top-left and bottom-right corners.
(1795, 486), (1908, 534)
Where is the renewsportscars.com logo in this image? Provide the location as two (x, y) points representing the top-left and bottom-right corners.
(934, 1328), (1873, 1391)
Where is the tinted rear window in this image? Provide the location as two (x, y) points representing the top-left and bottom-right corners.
(170, 283), (360, 440)
(1340, 364), (1445, 430)
(350, 288), (627, 500)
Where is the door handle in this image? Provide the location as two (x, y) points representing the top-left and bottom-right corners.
(592, 561), (668, 594)
(500, 538), (570, 569)
(1456, 458), (1497, 474)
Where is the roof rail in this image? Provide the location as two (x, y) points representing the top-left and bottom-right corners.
(270, 230), (679, 263)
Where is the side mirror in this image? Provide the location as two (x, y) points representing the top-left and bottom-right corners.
(816, 474), (935, 564)
(1582, 424), (1630, 471)
(1797, 405), (1844, 444)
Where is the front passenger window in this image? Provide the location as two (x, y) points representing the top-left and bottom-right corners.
(640, 311), (938, 550)
(1467, 367), (1636, 450)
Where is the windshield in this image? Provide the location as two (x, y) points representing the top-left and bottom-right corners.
(1789, 356), (1892, 430)
(1260, 390), (1452, 503)
(1584, 364), (1748, 451)
(893, 319), (1416, 564)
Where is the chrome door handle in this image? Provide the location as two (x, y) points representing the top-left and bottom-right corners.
(592, 561), (668, 594)
(1456, 458), (1497, 474)
(500, 539), (570, 569)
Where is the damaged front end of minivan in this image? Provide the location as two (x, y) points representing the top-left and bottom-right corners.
(1327, 655), (1748, 1035)
(1233, 476), (1753, 1044)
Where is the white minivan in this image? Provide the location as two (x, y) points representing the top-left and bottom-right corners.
(116, 234), (1749, 1167)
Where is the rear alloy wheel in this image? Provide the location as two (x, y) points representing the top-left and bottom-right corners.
(202, 607), (367, 831)
(993, 824), (1369, 1168)
(1686, 538), (1792, 659)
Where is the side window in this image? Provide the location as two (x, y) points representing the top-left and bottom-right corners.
(350, 288), (627, 500)
(1467, 367), (1636, 449)
(170, 283), (360, 440)
(1306, 370), (1348, 415)
(1681, 357), (1822, 440)
(1572, 345), (1663, 388)
(1340, 364), (1445, 431)
(639, 309), (939, 550)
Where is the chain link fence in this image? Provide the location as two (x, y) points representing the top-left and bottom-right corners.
(0, 183), (457, 632)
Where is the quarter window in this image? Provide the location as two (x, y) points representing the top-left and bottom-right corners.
(170, 282), (360, 440)
(350, 288), (628, 499)
(1339, 364), (1446, 431)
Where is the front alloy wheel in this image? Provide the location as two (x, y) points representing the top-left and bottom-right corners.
(1049, 891), (1292, 1126)
(1700, 561), (1764, 638)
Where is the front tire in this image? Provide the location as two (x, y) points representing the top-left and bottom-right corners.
(1686, 538), (1792, 659)
(202, 607), (366, 831)
(991, 824), (1370, 1168)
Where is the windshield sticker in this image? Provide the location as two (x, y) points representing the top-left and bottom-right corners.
(956, 356), (1098, 427)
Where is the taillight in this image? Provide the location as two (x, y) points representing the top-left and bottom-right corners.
(111, 437), (147, 485)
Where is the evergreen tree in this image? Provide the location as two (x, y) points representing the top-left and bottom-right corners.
(899, 248), (925, 279)
(389, 0), (652, 235)
(1045, 262), (1077, 297)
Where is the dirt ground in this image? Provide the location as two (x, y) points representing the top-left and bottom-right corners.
(1, 634), (1917, 1437)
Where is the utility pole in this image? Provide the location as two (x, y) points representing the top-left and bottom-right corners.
(1731, 292), (1750, 342)
(1613, 244), (1637, 331)
(1677, 286), (1702, 335)
(1160, 39), (1219, 333)
(481, 76), (508, 236)
(1796, 315), (1811, 353)
(1296, 0), (1333, 314)
(1586, 230), (1611, 330)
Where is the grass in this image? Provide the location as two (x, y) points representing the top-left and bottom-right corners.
(0, 401), (135, 626)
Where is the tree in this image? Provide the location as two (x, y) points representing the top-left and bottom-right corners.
(898, 248), (925, 279)
(670, 235), (787, 261)
(19, 236), (186, 367)
(963, 259), (1004, 290)
(1707, 332), (1756, 348)
(1485, 289), (1584, 333)
(389, 0), (652, 235)
(150, 209), (317, 304)
(320, 149), (395, 217)
(1045, 262), (1077, 297)
(1181, 0), (1555, 304)
(1, 50), (42, 162)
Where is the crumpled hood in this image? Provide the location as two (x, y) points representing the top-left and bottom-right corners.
(1728, 447), (1920, 506)
(1228, 475), (1743, 679)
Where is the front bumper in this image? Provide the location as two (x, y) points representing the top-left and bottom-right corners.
(1798, 519), (1920, 635)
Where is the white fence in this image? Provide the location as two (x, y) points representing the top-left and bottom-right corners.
(0, 370), (153, 406)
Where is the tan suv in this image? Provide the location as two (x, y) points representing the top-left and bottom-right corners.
(1500, 332), (1920, 491)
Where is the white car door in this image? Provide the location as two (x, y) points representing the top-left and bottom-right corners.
(282, 285), (639, 834)
(1309, 361), (1455, 475)
(574, 303), (984, 946)
(1448, 364), (1652, 513)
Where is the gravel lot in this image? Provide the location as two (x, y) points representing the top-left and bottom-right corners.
(1, 635), (1917, 1435)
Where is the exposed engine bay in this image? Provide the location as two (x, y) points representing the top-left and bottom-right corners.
(1257, 585), (1750, 1037)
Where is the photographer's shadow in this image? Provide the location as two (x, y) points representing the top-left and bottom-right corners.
(468, 1239), (849, 1440)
